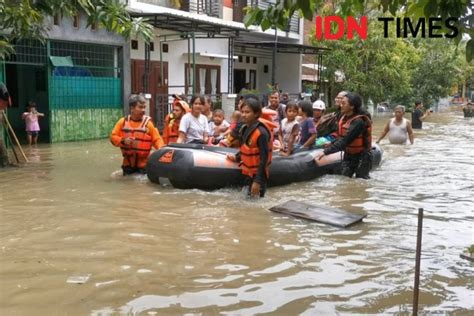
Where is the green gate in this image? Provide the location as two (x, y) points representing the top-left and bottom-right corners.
(49, 66), (122, 142)
(48, 41), (123, 142)
(2, 39), (124, 143)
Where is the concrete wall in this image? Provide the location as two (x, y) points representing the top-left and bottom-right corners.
(47, 15), (124, 46)
(275, 53), (302, 94)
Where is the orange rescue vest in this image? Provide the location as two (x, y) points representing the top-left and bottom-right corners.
(240, 119), (274, 178)
(163, 114), (180, 144)
(120, 115), (153, 159)
(338, 114), (372, 155)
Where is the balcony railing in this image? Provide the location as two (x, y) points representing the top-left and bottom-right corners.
(234, 0), (299, 33)
(181, 0), (221, 18)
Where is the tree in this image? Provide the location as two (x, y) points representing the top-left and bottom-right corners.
(244, 0), (474, 61)
(316, 16), (418, 107)
(0, 0), (154, 58)
(409, 39), (462, 107)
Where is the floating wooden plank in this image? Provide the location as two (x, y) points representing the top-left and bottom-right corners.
(269, 200), (367, 228)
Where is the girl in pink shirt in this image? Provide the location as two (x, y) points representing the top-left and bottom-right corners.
(22, 101), (44, 145)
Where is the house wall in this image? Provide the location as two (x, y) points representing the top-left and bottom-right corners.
(275, 53), (302, 94)
(131, 31), (231, 96)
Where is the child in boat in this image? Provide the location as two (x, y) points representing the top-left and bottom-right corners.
(22, 101), (44, 145)
(294, 100), (317, 152)
(209, 109), (230, 145)
(219, 110), (242, 147)
(278, 101), (300, 156)
(226, 97), (275, 198)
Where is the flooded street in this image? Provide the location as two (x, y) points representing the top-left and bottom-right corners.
(0, 112), (473, 315)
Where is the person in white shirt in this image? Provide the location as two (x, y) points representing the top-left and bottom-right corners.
(376, 105), (414, 145)
(177, 95), (209, 144)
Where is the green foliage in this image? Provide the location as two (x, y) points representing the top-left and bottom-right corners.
(409, 38), (461, 106)
(311, 11), (470, 108)
(316, 17), (418, 107)
(0, 0), (153, 58)
(244, 0), (473, 61)
(467, 245), (474, 255)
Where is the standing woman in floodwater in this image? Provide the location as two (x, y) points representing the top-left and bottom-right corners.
(317, 92), (372, 179)
(227, 97), (276, 198)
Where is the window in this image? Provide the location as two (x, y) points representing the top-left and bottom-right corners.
(238, 55), (243, 63)
(131, 40), (138, 50)
(185, 64), (221, 95)
(249, 69), (256, 89)
(53, 14), (60, 26)
(162, 43), (169, 53)
(149, 42), (154, 52)
(253, 57), (257, 64)
(73, 15), (79, 28)
(246, 56), (250, 63)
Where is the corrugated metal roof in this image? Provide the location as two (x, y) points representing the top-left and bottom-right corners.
(128, 2), (248, 35)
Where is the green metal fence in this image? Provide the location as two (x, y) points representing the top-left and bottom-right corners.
(47, 41), (123, 142)
(3, 39), (124, 142)
(50, 69), (121, 109)
(49, 65), (123, 142)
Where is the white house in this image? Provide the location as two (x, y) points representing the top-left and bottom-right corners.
(125, 0), (323, 125)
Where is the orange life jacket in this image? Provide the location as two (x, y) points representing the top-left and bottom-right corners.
(163, 113), (180, 144)
(120, 115), (153, 160)
(338, 114), (372, 155)
(240, 118), (275, 178)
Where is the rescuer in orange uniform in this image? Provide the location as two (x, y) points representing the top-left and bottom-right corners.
(227, 97), (276, 198)
(316, 92), (372, 179)
(111, 95), (164, 175)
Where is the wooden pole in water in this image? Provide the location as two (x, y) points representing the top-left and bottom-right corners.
(413, 207), (424, 315)
(1, 110), (28, 163)
(4, 124), (20, 163)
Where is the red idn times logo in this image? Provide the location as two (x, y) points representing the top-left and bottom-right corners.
(315, 16), (368, 40)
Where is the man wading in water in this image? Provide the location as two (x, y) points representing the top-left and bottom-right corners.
(110, 95), (164, 175)
(376, 105), (414, 145)
(411, 100), (431, 129)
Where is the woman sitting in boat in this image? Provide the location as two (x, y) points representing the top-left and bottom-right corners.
(226, 97), (277, 198)
(316, 92), (372, 179)
(177, 95), (210, 144)
(162, 95), (190, 145)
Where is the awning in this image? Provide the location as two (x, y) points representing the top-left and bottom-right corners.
(49, 56), (74, 67)
(302, 75), (328, 82)
(182, 52), (238, 60)
(234, 41), (329, 54)
(303, 63), (326, 70)
(128, 2), (247, 36)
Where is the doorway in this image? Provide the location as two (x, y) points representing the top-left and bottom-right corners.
(234, 69), (246, 94)
(5, 63), (50, 143)
(131, 60), (169, 124)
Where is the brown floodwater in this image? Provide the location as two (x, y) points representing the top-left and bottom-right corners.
(0, 112), (473, 315)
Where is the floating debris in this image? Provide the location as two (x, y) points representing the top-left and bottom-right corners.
(67, 274), (91, 284)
